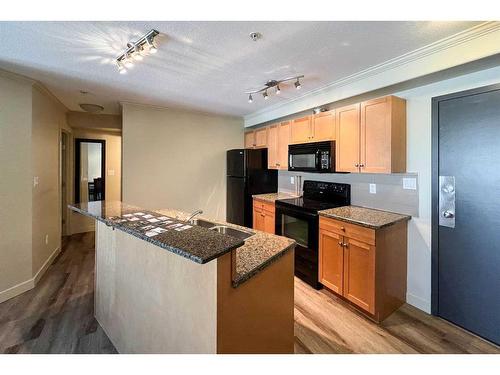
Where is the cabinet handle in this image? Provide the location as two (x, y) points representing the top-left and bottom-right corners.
(359, 163), (365, 167)
(343, 243), (349, 248)
(338, 241), (343, 246)
(340, 226), (345, 231)
(355, 163), (359, 167)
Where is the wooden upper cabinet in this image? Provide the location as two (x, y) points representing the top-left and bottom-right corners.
(267, 124), (279, 169)
(343, 237), (375, 314)
(254, 127), (268, 148)
(319, 228), (344, 295)
(312, 110), (335, 142)
(336, 104), (361, 173)
(277, 121), (290, 170)
(360, 96), (406, 173)
(290, 116), (312, 144)
(244, 131), (255, 148)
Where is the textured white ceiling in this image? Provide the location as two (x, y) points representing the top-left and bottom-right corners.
(0, 21), (481, 116)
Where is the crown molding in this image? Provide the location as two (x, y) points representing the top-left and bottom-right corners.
(244, 21), (500, 127)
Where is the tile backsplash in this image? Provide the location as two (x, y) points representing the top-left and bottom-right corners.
(278, 171), (419, 217)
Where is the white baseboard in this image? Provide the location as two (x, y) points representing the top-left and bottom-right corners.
(0, 278), (35, 304)
(0, 246), (61, 304)
(407, 292), (431, 314)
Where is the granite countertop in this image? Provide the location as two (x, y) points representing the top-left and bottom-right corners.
(319, 205), (411, 229)
(252, 192), (298, 203)
(69, 201), (295, 288)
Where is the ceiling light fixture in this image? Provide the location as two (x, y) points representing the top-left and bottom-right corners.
(245, 75), (304, 103)
(294, 78), (302, 90)
(116, 29), (159, 74)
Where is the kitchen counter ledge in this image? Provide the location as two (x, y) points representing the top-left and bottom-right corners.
(319, 205), (411, 229)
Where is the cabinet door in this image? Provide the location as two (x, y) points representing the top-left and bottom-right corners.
(312, 110), (335, 141)
(263, 212), (275, 234)
(253, 206), (265, 231)
(267, 124), (279, 169)
(336, 104), (361, 173)
(319, 229), (344, 294)
(245, 131), (255, 148)
(360, 97), (391, 173)
(277, 121), (290, 170)
(254, 127), (268, 148)
(343, 237), (375, 314)
(290, 116), (312, 144)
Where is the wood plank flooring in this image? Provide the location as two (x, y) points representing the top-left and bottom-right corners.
(1, 231), (498, 354)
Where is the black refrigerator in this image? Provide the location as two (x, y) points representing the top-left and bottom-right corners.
(226, 149), (278, 228)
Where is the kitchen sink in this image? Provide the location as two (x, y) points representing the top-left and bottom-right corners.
(189, 218), (217, 228)
(209, 226), (254, 241)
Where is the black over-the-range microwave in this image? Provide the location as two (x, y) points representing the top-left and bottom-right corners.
(288, 141), (335, 173)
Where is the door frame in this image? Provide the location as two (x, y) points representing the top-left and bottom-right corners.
(74, 138), (106, 204)
(431, 83), (500, 315)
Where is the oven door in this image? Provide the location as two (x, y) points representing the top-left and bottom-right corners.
(275, 204), (320, 289)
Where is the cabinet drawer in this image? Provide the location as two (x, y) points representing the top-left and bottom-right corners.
(319, 216), (375, 245)
(253, 199), (275, 215)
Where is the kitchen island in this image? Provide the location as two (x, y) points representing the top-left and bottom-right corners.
(69, 201), (295, 354)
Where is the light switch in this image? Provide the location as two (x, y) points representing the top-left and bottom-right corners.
(33, 176), (39, 187)
(290, 177), (295, 184)
(108, 169), (115, 176)
(369, 183), (377, 194)
(403, 178), (417, 190)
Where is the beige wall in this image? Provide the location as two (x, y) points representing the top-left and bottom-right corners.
(31, 86), (67, 275)
(122, 104), (243, 221)
(69, 128), (122, 234)
(0, 74), (34, 299)
(67, 111), (121, 132)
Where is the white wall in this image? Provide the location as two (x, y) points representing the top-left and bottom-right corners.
(122, 104), (243, 221)
(395, 65), (500, 312)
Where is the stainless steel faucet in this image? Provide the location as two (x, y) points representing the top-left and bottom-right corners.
(186, 209), (203, 222)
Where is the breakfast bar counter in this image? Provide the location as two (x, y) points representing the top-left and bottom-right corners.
(69, 201), (295, 354)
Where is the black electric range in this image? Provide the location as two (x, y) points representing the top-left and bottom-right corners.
(275, 180), (351, 289)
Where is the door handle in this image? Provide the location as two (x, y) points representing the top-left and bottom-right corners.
(439, 176), (456, 228)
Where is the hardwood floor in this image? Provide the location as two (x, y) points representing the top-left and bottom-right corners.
(1, 231), (498, 354)
(0, 232), (116, 354)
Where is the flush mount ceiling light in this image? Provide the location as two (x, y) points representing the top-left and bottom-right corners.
(79, 103), (104, 113)
(116, 29), (159, 74)
(245, 75), (304, 103)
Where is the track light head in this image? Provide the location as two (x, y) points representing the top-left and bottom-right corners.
(124, 57), (134, 68)
(115, 30), (159, 73)
(276, 85), (281, 95)
(295, 78), (301, 90)
(248, 94), (253, 103)
(263, 90), (269, 100)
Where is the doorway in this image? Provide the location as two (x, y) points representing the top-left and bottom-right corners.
(432, 83), (500, 345)
(75, 138), (106, 204)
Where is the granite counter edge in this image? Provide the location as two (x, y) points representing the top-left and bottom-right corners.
(318, 211), (411, 229)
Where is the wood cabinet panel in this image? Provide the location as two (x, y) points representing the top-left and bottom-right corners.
(277, 121), (290, 170)
(290, 116), (312, 144)
(253, 199), (275, 234)
(343, 238), (375, 314)
(360, 97), (391, 173)
(263, 211), (275, 234)
(336, 104), (361, 173)
(319, 229), (344, 294)
(312, 110), (335, 141)
(267, 124), (279, 169)
(254, 127), (268, 148)
(253, 205), (265, 231)
(244, 131), (255, 148)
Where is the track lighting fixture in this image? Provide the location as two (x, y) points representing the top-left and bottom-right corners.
(116, 29), (159, 74)
(294, 78), (302, 90)
(245, 75), (304, 103)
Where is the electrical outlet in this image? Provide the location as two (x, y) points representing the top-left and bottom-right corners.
(290, 177), (295, 184)
(45, 234), (49, 245)
(369, 183), (377, 194)
(33, 176), (39, 187)
(403, 178), (417, 190)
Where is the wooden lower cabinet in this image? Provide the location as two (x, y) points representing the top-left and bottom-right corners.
(319, 216), (407, 322)
(253, 199), (275, 234)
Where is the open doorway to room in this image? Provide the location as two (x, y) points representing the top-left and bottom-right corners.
(75, 138), (106, 204)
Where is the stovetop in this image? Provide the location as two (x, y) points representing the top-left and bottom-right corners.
(275, 180), (351, 214)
